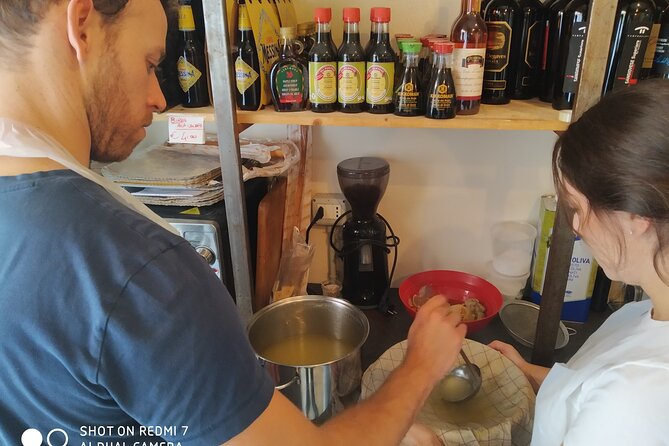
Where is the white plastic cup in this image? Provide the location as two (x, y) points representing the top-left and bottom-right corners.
(491, 221), (537, 277)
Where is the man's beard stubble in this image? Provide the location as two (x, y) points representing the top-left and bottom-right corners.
(86, 48), (138, 163)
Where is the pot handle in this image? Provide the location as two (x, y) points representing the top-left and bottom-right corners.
(275, 373), (300, 390)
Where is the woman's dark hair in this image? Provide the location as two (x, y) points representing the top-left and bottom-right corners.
(553, 79), (669, 279)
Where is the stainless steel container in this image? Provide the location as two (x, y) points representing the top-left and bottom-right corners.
(247, 295), (369, 423)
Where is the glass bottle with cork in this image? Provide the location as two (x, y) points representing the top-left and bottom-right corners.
(338, 7), (366, 113)
(177, 0), (210, 108)
(309, 8), (338, 113)
(394, 41), (423, 116)
(425, 41), (457, 119)
(235, 0), (261, 111)
(451, 0), (488, 114)
(366, 7), (397, 114)
(270, 27), (309, 112)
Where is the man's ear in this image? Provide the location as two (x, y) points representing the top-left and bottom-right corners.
(66, 0), (95, 62)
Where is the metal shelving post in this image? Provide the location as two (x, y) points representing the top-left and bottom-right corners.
(201, 0), (255, 323)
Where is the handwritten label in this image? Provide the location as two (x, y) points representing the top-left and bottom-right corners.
(168, 115), (205, 144)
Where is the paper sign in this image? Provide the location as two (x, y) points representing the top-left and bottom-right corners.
(168, 115), (205, 144)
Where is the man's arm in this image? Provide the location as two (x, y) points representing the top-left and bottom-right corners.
(224, 295), (465, 446)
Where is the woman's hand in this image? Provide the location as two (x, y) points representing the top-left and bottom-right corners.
(489, 340), (550, 393)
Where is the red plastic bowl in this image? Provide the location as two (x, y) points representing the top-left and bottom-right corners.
(399, 270), (503, 333)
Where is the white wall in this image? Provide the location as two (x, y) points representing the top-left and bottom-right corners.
(242, 0), (558, 285)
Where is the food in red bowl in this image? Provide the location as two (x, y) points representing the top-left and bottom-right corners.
(399, 270), (504, 333)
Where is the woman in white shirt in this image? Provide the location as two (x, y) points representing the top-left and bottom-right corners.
(491, 79), (669, 446)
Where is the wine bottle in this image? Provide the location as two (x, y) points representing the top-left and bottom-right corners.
(552, 0), (589, 110)
(641, 0), (666, 78)
(235, 0), (261, 111)
(652, 5), (669, 78)
(539, 0), (571, 102)
(603, 0), (655, 93)
(512, 0), (544, 99)
(483, 0), (521, 104)
(451, 0), (488, 114)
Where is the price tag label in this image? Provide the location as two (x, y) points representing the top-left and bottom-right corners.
(168, 115), (205, 144)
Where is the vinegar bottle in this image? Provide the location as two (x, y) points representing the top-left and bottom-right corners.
(309, 8), (338, 112)
(552, 0), (589, 111)
(451, 0), (488, 115)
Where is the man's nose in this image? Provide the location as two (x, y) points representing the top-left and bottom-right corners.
(149, 73), (168, 112)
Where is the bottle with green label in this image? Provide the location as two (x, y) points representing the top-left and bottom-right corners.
(235, 0), (261, 111)
(338, 7), (366, 113)
(270, 27), (309, 112)
(425, 41), (457, 119)
(366, 7), (397, 114)
(309, 8), (338, 112)
(394, 42), (423, 116)
(177, 0), (209, 108)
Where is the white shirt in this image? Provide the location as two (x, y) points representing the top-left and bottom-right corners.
(531, 300), (669, 446)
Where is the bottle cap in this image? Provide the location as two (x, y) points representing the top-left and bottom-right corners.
(370, 7), (391, 23)
(343, 7), (360, 23)
(314, 7), (332, 23)
(434, 41), (454, 54)
(280, 26), (296, 39)
(401, 41), (423, 54)
(427, 37), (448, 49)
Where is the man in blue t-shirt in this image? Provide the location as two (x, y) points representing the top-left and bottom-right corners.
(0, 1), (466, 445)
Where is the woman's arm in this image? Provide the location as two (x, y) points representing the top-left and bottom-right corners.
(489, 341), (550, 393)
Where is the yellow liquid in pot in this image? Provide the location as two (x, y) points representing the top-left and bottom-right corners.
(259, 334), (355, 366)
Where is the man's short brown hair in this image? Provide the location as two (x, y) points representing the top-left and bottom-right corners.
(0, 0), (172, 60)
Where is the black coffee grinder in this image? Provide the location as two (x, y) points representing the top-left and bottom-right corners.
(331, 157), (399, 309)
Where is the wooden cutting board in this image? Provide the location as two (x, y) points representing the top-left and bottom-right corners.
(254, 176), (287, 312)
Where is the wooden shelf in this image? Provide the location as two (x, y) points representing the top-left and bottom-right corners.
(155, 99), (569, 132)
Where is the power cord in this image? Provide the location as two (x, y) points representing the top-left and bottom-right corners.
(305, 206), (324, 245)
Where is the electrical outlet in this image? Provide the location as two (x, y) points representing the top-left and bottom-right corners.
(312, 193), (350, 226)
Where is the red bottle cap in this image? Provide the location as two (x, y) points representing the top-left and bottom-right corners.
(370, 7), (391, 23)
(314, 7), (332, 23)
(435, 41), (454, 54)
(427, 37), (447, 50)
(343, 7), (360, 23)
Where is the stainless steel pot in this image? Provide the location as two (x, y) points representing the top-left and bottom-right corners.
(247, 295), (370, 423)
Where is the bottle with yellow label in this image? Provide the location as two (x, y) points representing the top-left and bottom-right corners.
(338, 8), (366, 113)
(366, 7), (397, 114)
(235, 0), (261, 110)
(309, 8), (338, 112)
(177, 0), (209, 108)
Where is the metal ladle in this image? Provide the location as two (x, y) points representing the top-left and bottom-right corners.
(438, 349), (482, 403)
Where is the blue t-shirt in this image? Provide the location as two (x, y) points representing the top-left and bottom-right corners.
(0, 170), (274, 445)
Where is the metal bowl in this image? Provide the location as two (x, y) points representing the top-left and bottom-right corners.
(499, 300), (570, 349)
